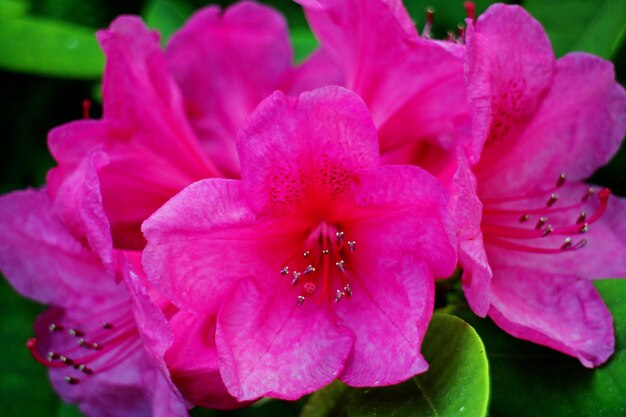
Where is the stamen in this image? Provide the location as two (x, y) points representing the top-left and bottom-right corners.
(344, 284), (353, 297)
(560, 238), (572, 250)
(519, 214), (530, 223)
(541, 225), (554, 237)
(322, 249), (329, 255)
(457, 24), (466, 44)
(297, 296), (306, 307)
(556, 173), (567, 188)
(68, 329), (83, 337)
(280, 266), (289, 275)
(535, 217), (548, 230)
(579, 223), (589, 233)
(334, 290), (343, 303)
(292, 271), (301, 286)
(302, 265), (315, 275)
(101, 322), (113, 330)
(581, 187), (596, 202)
(347, 241), (356, 252)
(336, 231), (344, 247)
(422, 7), (435, 39)
(336, 260), (346, 273)
(49, 323), (63, 332)
(303, 251), (310, 258)
(76, 364), (93, 375)
(546, 193), (559, 207)
(65, 376), (80, 385)
(576, 211), (587, 224)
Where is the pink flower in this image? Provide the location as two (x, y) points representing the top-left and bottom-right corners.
(48, 1), (301, 250)
(142, 86), (456, 401)
(296, 0), (473, 172)
(459, 4), (626, 366)
(0, 154), (187, 417)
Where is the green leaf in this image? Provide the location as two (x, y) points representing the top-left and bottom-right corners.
(310, 314), (489, 417)
(0, 16), (103, 78)
(0, 0), (28, 18)
(453, 278), (626, 417)
(524, 0), (626, 59)
(143, 0), (194, 46)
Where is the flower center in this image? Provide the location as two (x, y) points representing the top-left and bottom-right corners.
(481, 173), (610, 254)
(279, 222), (357, 306)
(26, 301), (140, 385)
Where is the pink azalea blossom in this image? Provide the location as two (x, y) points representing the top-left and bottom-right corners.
(0, 154), (187, 417)
(459, 4), (626, 366)
(296, 0), (474, 173)
(142, 86), (457, 401)
(48, 1), (302, 250)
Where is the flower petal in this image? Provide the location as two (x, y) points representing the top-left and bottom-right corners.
(237, 87), (379, 214)
(166, 2), (293, 177)
(165, 311), (245, 409)
(488, 265), (614, 367)
(0, 189), (116, 306)
(335, 257), (431, 386)
(467, 4), (555, 183)
(49, 16), (217, 249)
(297, 0), (467, 160)
(349, 165), (457, 278)
(478, 53), (626, 196)
(216, 278), (354, 401)
(142, 179), (268, 313)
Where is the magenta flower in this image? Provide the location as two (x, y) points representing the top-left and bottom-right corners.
(0, 154), (187, 417)
(48, 1), (300, 250)
(459, 4), (626, 366)
(142, 86), (456, 401)
(296, 0), (473, 171)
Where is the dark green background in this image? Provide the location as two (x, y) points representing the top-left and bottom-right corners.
(1, 1), (625, 416)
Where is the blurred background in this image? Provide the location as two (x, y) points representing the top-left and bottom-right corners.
(0, 1), (625, 416)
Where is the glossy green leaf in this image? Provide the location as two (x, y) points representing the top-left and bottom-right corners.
(525, 0), (626, 58)
(0, 16), (103, 78)
(0, 0), (28, 18)
(306, 314), (489, 417)
(453, 279), (626, 416)
(143, 0), (194, 46)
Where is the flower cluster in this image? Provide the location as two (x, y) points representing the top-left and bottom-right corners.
(1, 1), (625, 416)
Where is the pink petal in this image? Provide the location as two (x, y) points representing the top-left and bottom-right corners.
(488, 265), (614, 367)
(449, 155), (491, 317)
(142, 179), (266, 313)
(286, 48), (344, 95)
(50, 152), (113, 270)
(335, 257), (432, 386)
(216, 279), (354, 401)
(350, 165), (457, 278)
(0, 189), (116, 306)
(50, 16), (218, 249)
(166, 2), (293, 177)
(237, 87), (379, 214)
(467, 4), (555, 181)
(166, 312), (246, 409)
(297, 0), (468, 161)
(478, 53), (626, 196)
